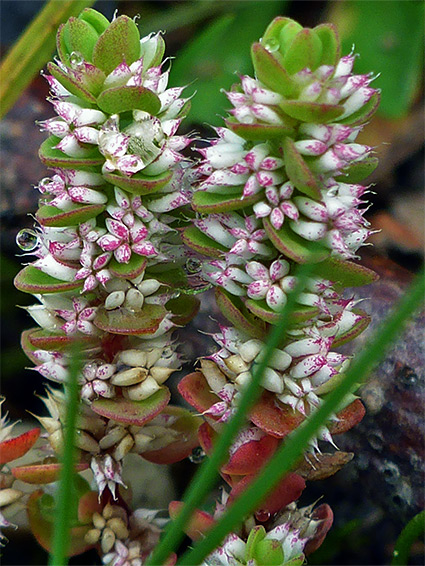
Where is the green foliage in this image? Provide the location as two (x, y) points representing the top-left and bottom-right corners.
(392, 510), (425, 566)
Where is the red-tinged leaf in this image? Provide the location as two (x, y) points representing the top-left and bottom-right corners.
(63, 17), (98, 63)
(178, 372), (219, 414)
(12, 461), (88, 484)
(27, 328), (97, 351)
(263, 218), (329, 264)
(251, 43), (297, 98)
(102, 170), (172, 195)
(108, 255), (146, 279)
(295, 452), (354, 481)
(47, 62), (97, 103)
(304, 504), (334, 555)
(329, 399), (366, 435)
(198, 422), (215, 456)
(182, 225), (227, 258)
(97, 85), (161, 115)
(315, 23), (340, 66)
(93, 304), (166, 335)
(14, 265), (83, 295)
(225, 116), (295, 141)
(221, 433), (279, 476)
(91, 388), (170, 426)
(335, 156), (379, 183)
(245, 298), (319, 325)
(77, 491), (104, 524)
(215, 288), (267, 339)
(279, 100), (344, 123)
(282, 29), (323, 74)
(250, 391), (305, 438)
(167, 295), (200, 326)
(27, 490), (93, 556)
(332, 310), (370, 348)
(229, 472), (305, 517)
(283, 137), (322, 199)
(338, 91), (381, 126)
(142, 406), (202, 465)
(92, 15), (141, 75)
(79, 8), (110, 35)
(192, 189), (262, 213)
(168, 501), (215, 541)
(312, 257), (378, 287)
(0, 428), (40, 465)
(21, 328), (43, 364)
(39, 136), (104, 168)
(36, 203), (106, 227)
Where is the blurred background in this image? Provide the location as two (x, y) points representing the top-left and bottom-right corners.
(1, 1), (423, 564)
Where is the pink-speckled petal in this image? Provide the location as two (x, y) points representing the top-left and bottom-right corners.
(114, 243), (132, 264)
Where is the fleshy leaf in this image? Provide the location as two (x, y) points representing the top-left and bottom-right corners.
(282, 29), (323, 74)
(337, 91), (381, 126)
(315, 23), (340, 66)
(27, 490), (93, 556)
(27, 328), (97, 351)
(328, 399), (366, 435)
(97, 85), (161, 115)
(225, 116), (295, 141)
(78, 8), (110, 35)
(192, 189), (262, 213)
(14, 265), (83, 294)
(251, 43), (297, 98)
(283, 136), (322, 199)
(304, 504), (334, 555)
(167, 295), (200, 326)
(295, 451), (354, 481)
(102, 170), (172, 195)
(215, 288), (268, 339)
(36, 203), (106, 227)
(142, 406), (203, 465)
(92, 15), (141, 75)
(221, 433), (279, 476)
(177, 372), (219, 414)
(332, 310), (370, 348)
(39, 136), (104, 168)
(91, 388), (170, 426)
(279, 99), (344, 123)
(182, 226), (227, 258)
(12, 461), (89, 484)
(245, 298), (319, 325)
(21, 328), (43, 364)
(263, 218), (329, 264)
(312, 257), (378, 287)
(168, 501), (215, 541)
(0, 428), (40, 465)
(47, 62), (97, 103)
(62, 16), (99, 62)
(77, 490), (104, 523)
(93, 304), (166, 335)
(249, 391), (305, 438)
(108, 254), (147, 279)
(335, 156), (379, 183)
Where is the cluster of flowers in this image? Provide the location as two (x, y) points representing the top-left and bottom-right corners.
(3, 11), (379, 566)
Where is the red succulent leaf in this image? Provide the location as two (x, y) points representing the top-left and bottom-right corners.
(0, 427), (40, 465)
(249, 391), (305, 438)
(12, 461), (89, 484)
(304, 503), (334, 555)
(168, 501), (215, 541)
(222, 433), (279, 475)
(329, 399), (366, 435)
(178, 372), (219, 414)
(78, 490), (104, 524)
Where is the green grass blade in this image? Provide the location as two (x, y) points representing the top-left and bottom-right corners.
(0, 0), (95, 119)
(392, 510), (425, 565)
(146, 262), (314, 566)
(48, 345), (83, 566)
(179, 269), (425, 565)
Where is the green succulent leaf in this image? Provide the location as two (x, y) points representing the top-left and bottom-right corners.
(283, 137), (322, 199)
(311, 257), (378, 287)
(93, 304), (166, 335)
(92, 15), (141, 75)
(97, 85), (161, 115)
(192, 190), (262, 213)
(251, 43), (297, 98)
(167, 295), (200, 326)
(335, 156), (379, 183)
(282, 28), (323, 74)
(337, 91), (381, 126)
(332, 310), (371, 348)
(246, 526), (267, 561)
(182, 226), (226, 258)
(39, 136), (104, 168)
(14, 266), (83, 294)
(279, 99), (344, 123)
(102, 170), (172, 195)
(252, 538), (285, 566)
(62, 16), (99, 62)
(36, 203), (106, 227)
(215, 288), (267, 339)
(225, 116), (296, 141)
(47, 62), (96, 103)
(108, 255), (147, 279)
(245, 298), (319, 325)
(314, 23), (340, 66)
(78, 8), (109, 35)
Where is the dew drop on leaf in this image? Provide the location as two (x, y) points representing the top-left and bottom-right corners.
(189, 446), (205, 464)
(185, 258), (202, 274)
(69, 51), (85, 69)
(16, 229), (39, 252)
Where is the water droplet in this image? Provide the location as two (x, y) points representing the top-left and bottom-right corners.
(69, 51), (85, 69)
(255, 509), (271, 522)
(189, 446), (205, 464)
(16, 229), (39, 251)
(264, 38), (279, 53)
(185, 258), (202, 274)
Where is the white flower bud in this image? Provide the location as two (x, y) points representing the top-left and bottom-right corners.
(0, 488), (24, 508)
(101, 527), (116, 554)
(92, 512), (106, 530)
(99, 427), (127, 450)
(126, 376), (161, 401)
(113, 433), (135, 461)
(124, 288), (144, 311)
(261, 367), (284, 394)
(118, 349), (148, 367)
(110, 367), (148, 386)
(105, 291), (125, 310)
(75, 430), (100, 453)
(224, 355), (250, 375)
(149, 366), (176, 384)
(239, 339), (263, 363)
(200, 359), (228, 393)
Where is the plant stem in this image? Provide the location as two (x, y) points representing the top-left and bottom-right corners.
(0, 0), (94, 119)
(392, 510), (425, 566)
(48, 345), (82, 566)
(178, 269), (425, 565)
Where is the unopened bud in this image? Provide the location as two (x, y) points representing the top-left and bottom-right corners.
(101, 527), (116, 554)
(110, 367), (148, 386)
(107, 517), (129, 539)
(126, 376), (161, 401)
(118, 350), (147, 367)
(149, 366), (175, 384)
(75, 430), (100, 453)
(113, 434), (135, 461)
(92, 511), (106, 530)
(224, 354), (250, 375)
(85, 528), (101, 545)
(0, 488), (24, 507)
